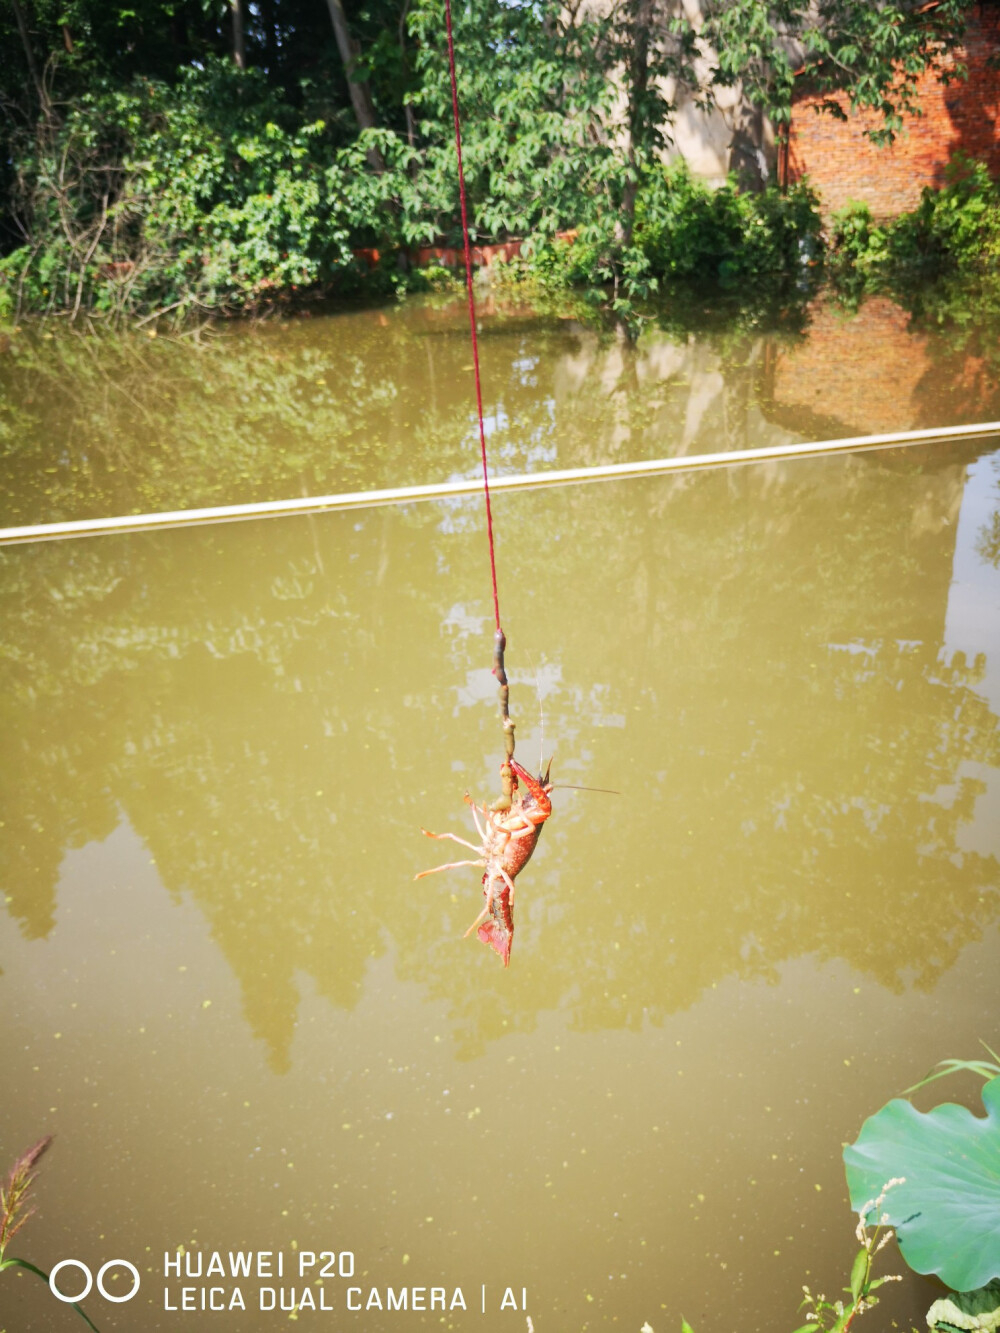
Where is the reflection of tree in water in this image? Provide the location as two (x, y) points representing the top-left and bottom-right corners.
(979, 514), (1000, 567)
(803, 275), (1000, 443)
(898, 271), (1000, 405)
(975, 455), (1000, 569)
(4, 281), (997, 530)
(1, 442), (998, 1067)
(409, 447), (1000, 1055)
(0, 291), (816, 527)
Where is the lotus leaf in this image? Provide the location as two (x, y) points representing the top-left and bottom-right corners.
(926, 1281), (1000, 1332)
(843, 1076), (1000, 1292)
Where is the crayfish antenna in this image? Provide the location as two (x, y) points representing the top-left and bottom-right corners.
(547, 783), (619, 795)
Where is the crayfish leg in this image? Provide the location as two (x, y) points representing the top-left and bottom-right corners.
(505, 821), (537, 841)
(463, 904), (493, 938)
(414, 858), (485, 881)
(467, 801), (487, 842)
(419, 828), (482, 853)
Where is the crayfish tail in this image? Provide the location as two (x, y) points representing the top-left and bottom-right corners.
(476, 882), (514, 967)
(477, 917), (513, 967)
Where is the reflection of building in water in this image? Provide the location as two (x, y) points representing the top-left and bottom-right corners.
(759, 294), (1000, 441)
(762, 298), (937, 438)
(944, 454), (1000, 855)
(545, 293), (999, 478)
(754, 293), (982, 649)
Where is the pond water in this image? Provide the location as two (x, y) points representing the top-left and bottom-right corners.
(1, 289), (999, 1333)
(2, 286), (999, 526)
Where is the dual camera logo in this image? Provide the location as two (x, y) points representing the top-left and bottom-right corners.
(49, 1259), (141, 1305)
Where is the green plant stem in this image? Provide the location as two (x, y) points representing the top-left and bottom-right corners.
(0, 1256), (102, 1331)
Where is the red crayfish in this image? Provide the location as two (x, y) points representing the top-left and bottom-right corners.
(415, 757), (553, 967)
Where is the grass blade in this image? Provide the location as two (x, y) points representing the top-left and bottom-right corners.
(3, 1257), (102, 1332)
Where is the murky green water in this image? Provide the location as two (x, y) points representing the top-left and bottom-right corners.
(1, 291), (999, 1332)
(2, 288), (999, 527)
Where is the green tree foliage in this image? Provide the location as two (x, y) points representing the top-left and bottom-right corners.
(829, 157), (1000, 274)
(823, 156), (1000, 373)
(704, 0), (977, 145)
(0, 62), (366, 318)
(635, 161), (821, 280)
(0, 0), (985, 321)
(400, 0), (616, 244)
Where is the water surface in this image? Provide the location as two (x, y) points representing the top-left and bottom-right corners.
(2, 286), (998, 528)
(1, 291), (999, 1332)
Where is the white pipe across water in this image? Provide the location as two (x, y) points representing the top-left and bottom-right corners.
(1, 420), (997, 547)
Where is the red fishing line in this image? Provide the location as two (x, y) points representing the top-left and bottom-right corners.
(442, 0), (502, 635)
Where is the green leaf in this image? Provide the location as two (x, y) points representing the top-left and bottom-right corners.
(1, 1257), (102, 1331)
(904, 1058), (1000, 1096)
(843, 1075), (1000, 1291)
(927, 1280), (1000, 1331)
(849, 1247), (868, 1302)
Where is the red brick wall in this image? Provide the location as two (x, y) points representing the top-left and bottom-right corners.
(786, 3), (1000, 216)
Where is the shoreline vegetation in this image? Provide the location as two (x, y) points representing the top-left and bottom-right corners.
(2, 144), (999, 334)
(1, 0), (997, 333)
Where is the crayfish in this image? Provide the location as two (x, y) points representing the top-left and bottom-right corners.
(415, 757), (553, 967)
